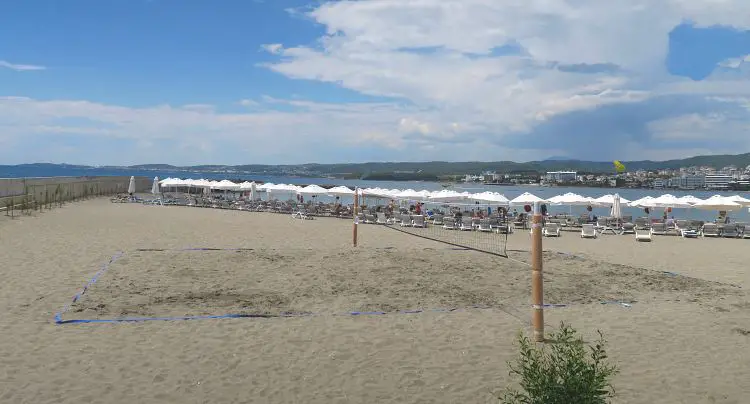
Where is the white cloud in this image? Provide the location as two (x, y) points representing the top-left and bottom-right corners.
(3, 0), (750, 164)
(0, 60), (46, 71)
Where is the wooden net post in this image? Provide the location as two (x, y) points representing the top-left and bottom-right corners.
(531, 201), (544, 342)
(352, 188), (359, 247)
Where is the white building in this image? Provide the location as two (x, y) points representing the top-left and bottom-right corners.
(705, 173), (733, 190)
(545, 171), (577, 183)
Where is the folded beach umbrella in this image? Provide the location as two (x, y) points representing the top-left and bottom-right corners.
(151, 177), (160, 194)
(128, 176), (136, 194)
(610, 194), (622, 219)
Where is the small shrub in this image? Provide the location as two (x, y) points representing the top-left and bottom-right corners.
(501, 322), (618, 404)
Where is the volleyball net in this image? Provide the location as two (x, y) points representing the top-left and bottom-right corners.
(357, 197), (512, 257)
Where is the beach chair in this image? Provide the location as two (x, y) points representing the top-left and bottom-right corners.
(478, 219), (493, 232)
(412, 215), (426, 228)
(701, 223), (720, 237)
(432, 214), (444, 226)
(580, 224), (597, 239)
(399, 214), (412, 227)
(721, 225), (740, 238)
(364, 214), (377, 224)
(543, 223), (561, 237)
(376, 212), (388, 225)
(741, 225), (750, 239)
(442, 218), (457, 230)
(650, 223), (668, 236)
(621, 221), (635, 234)
(635, 228), (652, 242)
(634, 217), (650, 230)
(674, 220), (698, 238)
(460, 217), (474, 231)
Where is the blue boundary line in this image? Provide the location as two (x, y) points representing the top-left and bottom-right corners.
(54, 248), (633, 325)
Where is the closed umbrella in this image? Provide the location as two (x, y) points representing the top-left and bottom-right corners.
(127, 176), (136, 195)
(610, 194), (622, 219)
(151, 176), (160, 195)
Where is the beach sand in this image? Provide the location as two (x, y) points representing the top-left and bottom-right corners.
(1, 199), (749, 403)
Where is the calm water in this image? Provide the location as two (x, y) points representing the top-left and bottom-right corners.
(3, 166), (749, 222)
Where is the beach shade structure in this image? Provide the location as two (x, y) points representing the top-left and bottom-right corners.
(727, 195), (750, 207)
(151, 177), (160, 195)
(238, 181), (255, 191)
(128, 176), (136, 195)
(509, 192), (547, 206)
(593, 194), (631, 207)
(327, 186), (355, 197)
(677, 195), (704, 206)
(610, 193), (623, 219)
(298, 184), (328, 196)
(629, 196), (656, 208)
(250, 182), (257, 200)
(395, 189), (432, 200)
(649, 194), (693, 209)
(547, 192), (593, 206)
(212, 180), (241, 191)
(468, 191), (510, 205)
(428, 189), (469, 203)
(361, 187), (392, 198)
(256, 182), (274, 191)
(693, 195), (742, 211)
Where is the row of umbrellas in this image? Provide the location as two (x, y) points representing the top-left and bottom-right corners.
(154, 178), (750, 210)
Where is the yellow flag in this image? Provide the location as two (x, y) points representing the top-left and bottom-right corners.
(613, 160), (626, 173)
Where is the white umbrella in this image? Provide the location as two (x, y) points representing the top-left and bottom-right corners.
(509, 192), (547, 206)
(213, 180), (240, 191)
(238, 181), (255, 191)
(593, 194), (631, 207)
(395, 189), (431, 200)
(128, 176), (136, 194)
(727, 195), (750, 207)
(629, 196), (656, 208)
(327, 186), (355, 196)
(151, 177), (160, 195)
(298, 184), (328, 196)
(469, 191), (510, 204)
(256, 182), (274, 191)
(677, 195), (704, 205)
(693, 195), (742, 211)
(649, 194), (693, 209)
(547, 192), (593, 206)
(610, 193), (622, 219)
(428, 189), (469, 203)
(361, 187), (392, 198)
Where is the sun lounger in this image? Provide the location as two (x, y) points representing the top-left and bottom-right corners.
(478, 219), (493, 232)
(412, 215), (426, 228)
(621, 222), (635, 234)
(399, 214), (412, 227)
(442, 218), (457, 230)
(634, 217), (650, 230)
(460, 217), (474, 231)
(650, 223), (668, 236)
(721, 225), (740, 238)
(580, 224), (597, 239)
(701, 223), (720, 237)
(543, 223), (561, 237)
(365, 214), (377, 224)
(432, 214), (444, 226)
(376, 212), (388, 225)
(741, 225), (750, 239)
(635, 228), (652, 242)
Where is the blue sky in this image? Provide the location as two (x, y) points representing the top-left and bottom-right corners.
(1, 0), (749, 165)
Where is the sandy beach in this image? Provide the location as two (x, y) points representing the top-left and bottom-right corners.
(1, 198), (749, 403)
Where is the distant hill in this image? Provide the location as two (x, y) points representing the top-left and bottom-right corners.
(6, 152), (750, 178)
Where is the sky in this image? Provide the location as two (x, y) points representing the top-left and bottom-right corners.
(1, 0), (749, 166)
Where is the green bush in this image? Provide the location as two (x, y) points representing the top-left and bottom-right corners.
(501, 322), (618, 404)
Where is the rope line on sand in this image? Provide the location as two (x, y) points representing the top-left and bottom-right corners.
(54, 251), (124, 324)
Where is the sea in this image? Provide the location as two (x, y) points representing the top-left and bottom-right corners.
(2, 165), (749, 223)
